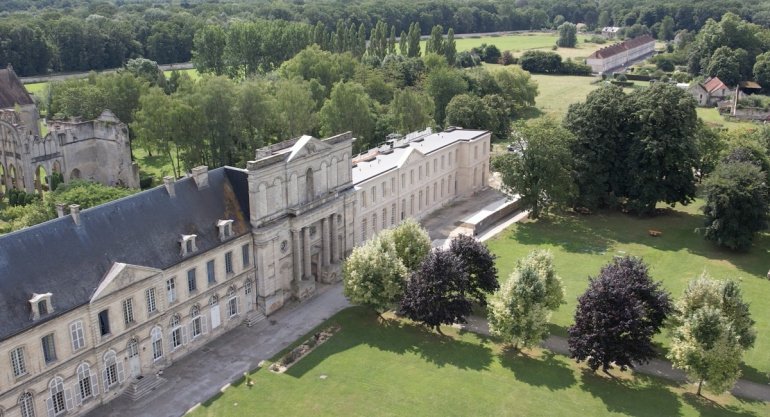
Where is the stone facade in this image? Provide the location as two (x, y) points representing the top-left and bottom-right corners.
(0, 67), (139, 195)
(585, 34), (655, 74)
(0, 128), (489, 417)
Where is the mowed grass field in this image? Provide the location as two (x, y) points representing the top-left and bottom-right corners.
(485, 201), (770, 381)
(430, 32), (605, 60)
(696, 107), (761, 131)
(188, 308), (768, 417)
(22, 68), (200, 97)
(529, 73), (599, 117)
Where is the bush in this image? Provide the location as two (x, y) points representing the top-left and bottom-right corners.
(139, 175), (154, 189)
(614, 73), (627, 81)
(499, 50), (516, 66)
(585, 35), (607, 44)
(456, 51), (481, 68)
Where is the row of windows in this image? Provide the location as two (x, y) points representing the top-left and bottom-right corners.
(9, 245), (252, 385)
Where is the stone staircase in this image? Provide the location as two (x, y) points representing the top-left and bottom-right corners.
(123, 375), (165, 401)
(245, 309), (267, 327)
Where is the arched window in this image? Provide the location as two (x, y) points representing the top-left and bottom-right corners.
(127, 338), (138, 359)
(48, 376), (66, 415)
(19, 392), (35, 417)
(170, 314), (184, 350)
(305, 168), (314, 202)
(151, 327), (163, 361)
(227, 286), (238, 318)
(77, 362), (97, 401)
(102, 349), (124, 392)
(191, 305), (204, 338)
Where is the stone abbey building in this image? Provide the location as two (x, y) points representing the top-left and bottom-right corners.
(0, 66), (138, 195)
(0, 127), (489, 417)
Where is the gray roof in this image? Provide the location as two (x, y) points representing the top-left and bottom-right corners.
(351, 129), (487, 186)
(0, 167), (251, 341)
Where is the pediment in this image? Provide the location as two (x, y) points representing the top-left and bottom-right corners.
(397, 147), (425, 168)
(91, 262), (162, 303)
(287, 135), (332, 162)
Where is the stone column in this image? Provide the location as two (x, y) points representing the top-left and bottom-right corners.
(321, 217), (330, 267)
(302, 226), (312, 279)
(330, 214), (338, 263)
(292, 229), (302, 282)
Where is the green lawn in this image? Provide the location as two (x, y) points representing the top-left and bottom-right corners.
(132, 146), (180, 185)
(429, 32), (602, 61)
(188, 308), (768, 417)
(485, 201), (770, 381)
(696, 108), (760, 131)
(529, 73), (599, 118)
(22, 68), (200, 97)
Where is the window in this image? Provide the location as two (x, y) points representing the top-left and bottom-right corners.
(70, 321), (85, 351)
(48, 376), (65, 415)
(98, 310), (110, 336)
(191, 305), (203, 338)
(103, 350), (123, 390)
(401, 173), (405, 188)
(474, 145), (478, 159)
(401, 199), (405, 220)
(391, 178), (395, 194)
(224, 223), (232, 238)
(441, 155), (445, 169)
(217, 219), (234, 241)
(371, 186), (376, 203)
(187, 269), (197, 293)
(425, 162), (429, 177)
(361, 218), (367, 241)
(382, 208), (387, 229)
(372, 213), (377, 234)
(410, 195), (414, 215)
(38, 300), (48, 316)
(227, 287), (238, 318)
(441, 179), (445, 197)
(433, 182), (437, 202)
(425, 186), (429, 206)
(42, 334), (57, 364)
(151, 327), (163, 361)
(180, 234), (197, 256)
(410, 169), (414, 184)
(361, 190), (367, 207)
(145, 287), (157, 314)
(381, 181), (386, 198)
(19, 392), (35, 417)
(11, 347), (27, 377)
(241, 244), (250, 267)
(170, 315), (184, 350)
(434, 159), (437, 173)
(77, 363), (96, 401)
(207, 260), (216, 284)
(391, 203), (396, 225)
(186, 239), (193, 254)
(122, 298), (134, 326)
(166, 277), (176, 304)
(225, 251), (234, 274)
(418, 166), (422, 180)
(418, 191), (422, 211)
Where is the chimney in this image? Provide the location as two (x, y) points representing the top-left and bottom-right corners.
(55, 203), (65, 218)
(191, 166), (209, 190)
(69, 204), (81, 226)
(163, 176), (176, 198)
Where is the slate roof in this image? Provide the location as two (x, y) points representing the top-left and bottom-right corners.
(0, 66), (34, 109)
(587, 34), (655, 60)
(351, 129), (487, 186)
(0, 166), (251, 342)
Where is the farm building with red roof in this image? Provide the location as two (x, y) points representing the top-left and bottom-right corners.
(585, 34), (656, 74)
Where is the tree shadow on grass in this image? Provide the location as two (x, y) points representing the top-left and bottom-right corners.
(499, 349), (576, 391)
(739, 364), (770, 385)
(579, 370), (684, 417)
(681, 393), (760, 417)
(510, 214), (613, 255)
(285, 309), (494, 378)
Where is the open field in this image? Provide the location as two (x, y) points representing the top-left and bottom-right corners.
(188, 307), (768, 417)
(431, 32), (605, 61)
(485, 201), (770, 380)
(696, 108), (762, 131)
(529, 73), (599, 118)
(22, 68), (200, 97)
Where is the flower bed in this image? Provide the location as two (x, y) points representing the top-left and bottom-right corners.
(269, 324), (341, 373)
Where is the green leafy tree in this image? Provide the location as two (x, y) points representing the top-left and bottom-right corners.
(564, 85), (631, 209)
(383, 218), (431, 272)
(425, 67), (468, 128)
(754, 52), (770, 92)
(668, 276), (756, 395)
(693, 121), (726, 181)
(493, 67), (538, 117)
(445, 28), (456, 66)
(343, 233), (408, 314)
(445, 93), (491, 130)
(319, 81), (376, 151)
(557, 22), (577, 47)
(488, 263), (549, 349)
(192, 25), (227, 75)
(516, 250), (565, 311)
(425, 25), (445, 56)
(492, 118), (575, 218)
(701, 162), (769, 251)
(658, 16), (676, 41)
(407, 22), (421, 58)
(626, 83), (698, 215)
(706, 46), (741, 87)
(123, 58), (166, 88)
(448, 234), (498, 306)
(96, 72), (146, 127)
(273, 78), (319, 140)
(388, 89), (434, 134)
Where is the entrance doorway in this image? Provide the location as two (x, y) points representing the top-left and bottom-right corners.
(127, 338), (141, 377)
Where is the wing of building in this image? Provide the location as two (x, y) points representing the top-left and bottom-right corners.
(585, 34), (656, 74)
(0, 127), (490, 417)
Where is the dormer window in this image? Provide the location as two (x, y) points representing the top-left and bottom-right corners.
(29, 293), (53, 321)
(180, 234), (198, 256)
(217, 219), (234, 241)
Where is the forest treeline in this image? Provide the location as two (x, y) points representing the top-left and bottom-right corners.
(2, 0), (769, 76)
